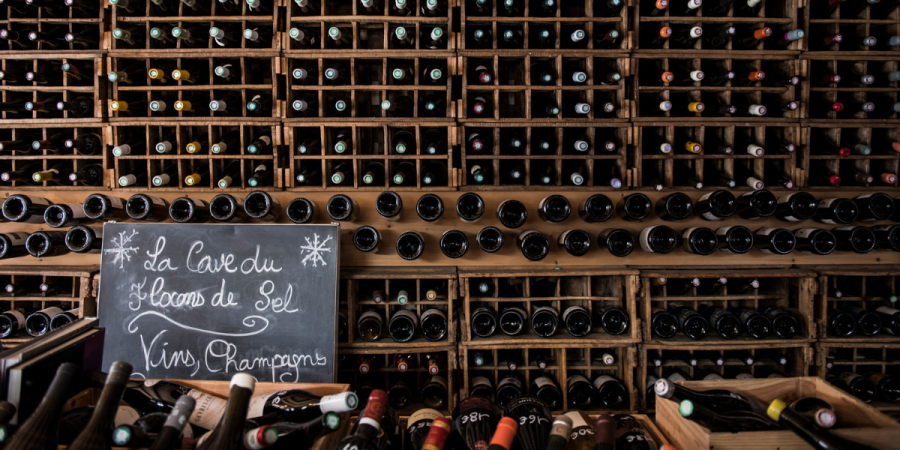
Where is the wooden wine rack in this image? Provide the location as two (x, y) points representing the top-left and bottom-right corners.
(814, 342), (900, 417)
(0, 54), (105, 123)
(638, 343), (812, 412)
(0, 265), (98, 348)
(801, 55), (900, 124)
(801, 123), (900, 190)
(0, 3), (106, 55)
(0, 123), (109, 191)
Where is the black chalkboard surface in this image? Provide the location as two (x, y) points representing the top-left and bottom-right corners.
(97, 223), (340, 383)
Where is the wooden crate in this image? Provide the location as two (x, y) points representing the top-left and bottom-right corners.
(110, 122), (282, 191)
(0, 265), (98, 348)
(460, 0), (630, 53)
(633, 123), (801, 191)
(804, 1), (900, 56)
(283, 0), (454, 56)
(460, 344), (637, 414)
(814, 342), (900, 415)
(458, 123), (631, 190)
(339, 266), (457, 348)
(107, 55), (282, 122)
(106, 1), (281, 55)
(458, 267), (640, 345)
(0, 3), (106, 55)
(631, 0), (804, 53)
(639, 343), (812, 413)
(337, 346), (457, 416)
(0, 122), (110, 191)
(805, 265), (900, 344)
(656, 377), (900, 450)
(283, 55), (456, 122)
(631, 54), (802, 122)
(801, 123), (900, 189)
(801, 55), (900, 124)
(639, 268), (817, 346)
(459, 54), (630, 122)
(285, 122), (456, 191)
(0, 55), (105, 123)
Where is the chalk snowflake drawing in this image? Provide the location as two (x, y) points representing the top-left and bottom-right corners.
(300, 233), (333, 267)
(105, 229), (140, 269)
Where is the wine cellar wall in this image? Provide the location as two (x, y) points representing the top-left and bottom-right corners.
(0, 0), (898, 421)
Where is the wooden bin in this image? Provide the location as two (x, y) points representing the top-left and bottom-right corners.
(805, 265), (900, 344)
(459, 0), (630, 53)
(639, 343), (813, 413)
(801, 55), (900, 124)
(106, 0), (281, 55)
(339, 266), (457, 348)
(0, 265), (99, 348)
(283, 56), (457, 122)
(0, 122), (110, 191)
(799, 123), (900, 190)
(460, 344), (637, 414)
(639, 268), (817, 346)
(631, 0), (804, 54)
(656, 377), (900, 450)
(458, 54), (631, 122)
(285, 122), (456, 191)
(107, 55), (282, 122)
(631, 54), (803, 122)
(803, 2), (900, 57)
(338, 345), (457, 416)
(0, 4), (106, 55)
(110, 122), (283, 191)
(632, 122), (802, 191)
(0, 55), (106, 123)
(458, 123), (632, 190)
(283, 0), (454, 56)
(813, 342), (900, 416)
(458, 267), (640, 345)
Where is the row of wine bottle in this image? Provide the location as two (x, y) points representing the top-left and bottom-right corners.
(0, 28), (97, 50)
(355, 307), (448, 342)
(469, 304), (628, 338)
(1, 363), (360, 450)
(825, 371), (900, 403)
(471, 371), (628, 410)
(290, 0), (449, 17)
(654, 378), (879, 450)
(1, 61), (95, 87)
(0, 95), (94, 117)
(109, 93), (273, 115)
(291, 60), (447, 85)
(345, 372), (449, 410)
(827, 304), (900, 337)
(0, 304), (79, 337)
(651, 304), (799, 340)
(111, 0), (293, 15)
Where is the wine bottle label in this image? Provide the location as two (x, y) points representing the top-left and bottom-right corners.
(429, 375), (448, 390)
(567, 374), (589, 387)
(668, 372), (688, 382)
(358, 310), (383, 326)
(533, 376), (556, 390)
(557, 230), (571, 246)
(471, 376), (492, 389)
(794, 228), (816, 239)
(185, 389), (229, 429)
(856, 193), (873, 199)
(702, 373), (724, 381)
(564, 410), (590, 430)
(682, 227), (699, 253)
(408, 408), (443, 431)
(392, 309), (419, 326)
(639, 226), (658, 253)
(776, 193), (802, 221)
(3, 232), (29, 246)
(39, 306), (64, 318)
(145, 195), (167, 207)
(5, 310), (24, 329)
(188, 198), (206, 208)
(735, 373), (755, 380)
(497, 376), (522, 390)
(420, 308), (446, 323)
(876, 306), (900, 315)
(562, 305), (588, 321)
(106, 196), (125, 209)
(60, 203), (88, 219)
(756, 227), (777, 236)
(25, 196), (50, 207)
(592, 375), (617, 390)
(114, 405), (141, 427)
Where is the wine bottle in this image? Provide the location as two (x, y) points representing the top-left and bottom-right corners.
(83, 194), (127, 221)
(453, 396), (500, 450)
(375, 191), (403, 221)
(656, 192), (694, 221)
(68, 361), (133, 450)
(209, 194), (247, 223)
(326, 194), (358, 221)
(2, 194), (51, 223)
(794, 228), (837, 255)
(716, 225), (754, 254)
(5, 362), (79, 450)
(855, 193), (896, 221)
(396, 232), (425, 260)
(538, 195), (571, 223)
(833, 226), (876, 253)
(457, 193), (485, 222)
(767, 398), (876, 450)
(65, 225), (102, 254)
(126, 194), (169, 221)
(506, 396), (550, 450)
(25, 231), (68, 258)
(516, 230), (549, 261)
(754, 228), (797, 254)
(593, 375), (627, 408)
(683, 227), (718, 255)
(639, 225), (678, 254)
(244, 191), (280, 222)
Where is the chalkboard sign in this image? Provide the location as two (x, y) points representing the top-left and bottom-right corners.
(97, 223), (340, 383)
